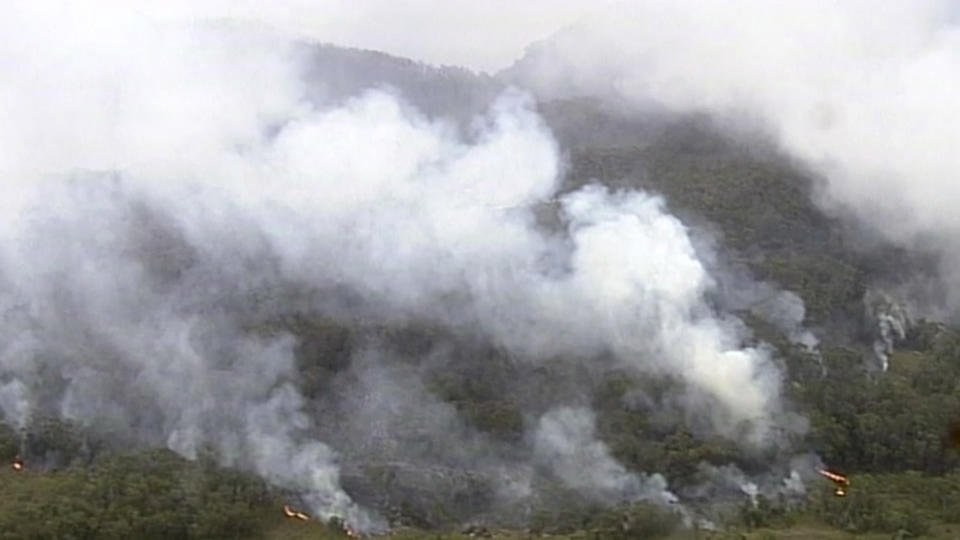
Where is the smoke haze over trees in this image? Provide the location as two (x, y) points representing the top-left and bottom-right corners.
(2, 1), (960, 538)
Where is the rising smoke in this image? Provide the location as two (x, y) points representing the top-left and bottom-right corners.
(864, 290), (911, 371)
(504, 0), (960, 320)
(0, 1), (810, 530)
(533, 407), (677, 505)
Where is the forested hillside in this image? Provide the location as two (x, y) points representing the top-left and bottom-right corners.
(2, 44), (959, 540)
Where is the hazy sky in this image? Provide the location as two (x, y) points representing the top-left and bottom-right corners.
(118, 0), (603, 72)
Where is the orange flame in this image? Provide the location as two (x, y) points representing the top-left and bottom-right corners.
(282, 505), (309, 521)
(11, 456), (23, 472)
(817, 468), (848, 485)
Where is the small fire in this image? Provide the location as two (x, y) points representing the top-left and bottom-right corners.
(11, 455), (23, 472)
(817, 468), (849, 485)
(818, 468), (849, 496)
(282, 505), (309, 521)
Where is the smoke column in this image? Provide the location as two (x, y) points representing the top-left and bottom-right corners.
(0, 1), (799, 528)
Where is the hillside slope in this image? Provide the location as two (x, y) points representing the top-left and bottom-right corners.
(1, 43), (958, 540)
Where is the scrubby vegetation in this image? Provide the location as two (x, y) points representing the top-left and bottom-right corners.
(0, 448), (274, 539)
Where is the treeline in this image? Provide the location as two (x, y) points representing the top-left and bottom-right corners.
(0, 429), (360, 540)
(0, 446), (279, 539)
(795, 325), (960, 475)
(733, 470), (960, 537)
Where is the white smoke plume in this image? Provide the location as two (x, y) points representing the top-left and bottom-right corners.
(504, 0), (960, 318)
(534, 407), (677, 505)
(548, 187), (785, 445)
(864, 290), (911, 371)
(729, 284), (819, 353)
(0, 1), (797, 528)
(691, 456), (820, 510)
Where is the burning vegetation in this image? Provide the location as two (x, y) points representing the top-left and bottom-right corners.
(327, 516), (360, 538)
(817, 468), (849, 497)
(282, 504), (309, 521)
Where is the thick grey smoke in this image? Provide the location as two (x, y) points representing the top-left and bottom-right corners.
(504, 0), (960, 318)
(0, 1), (801, 529)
